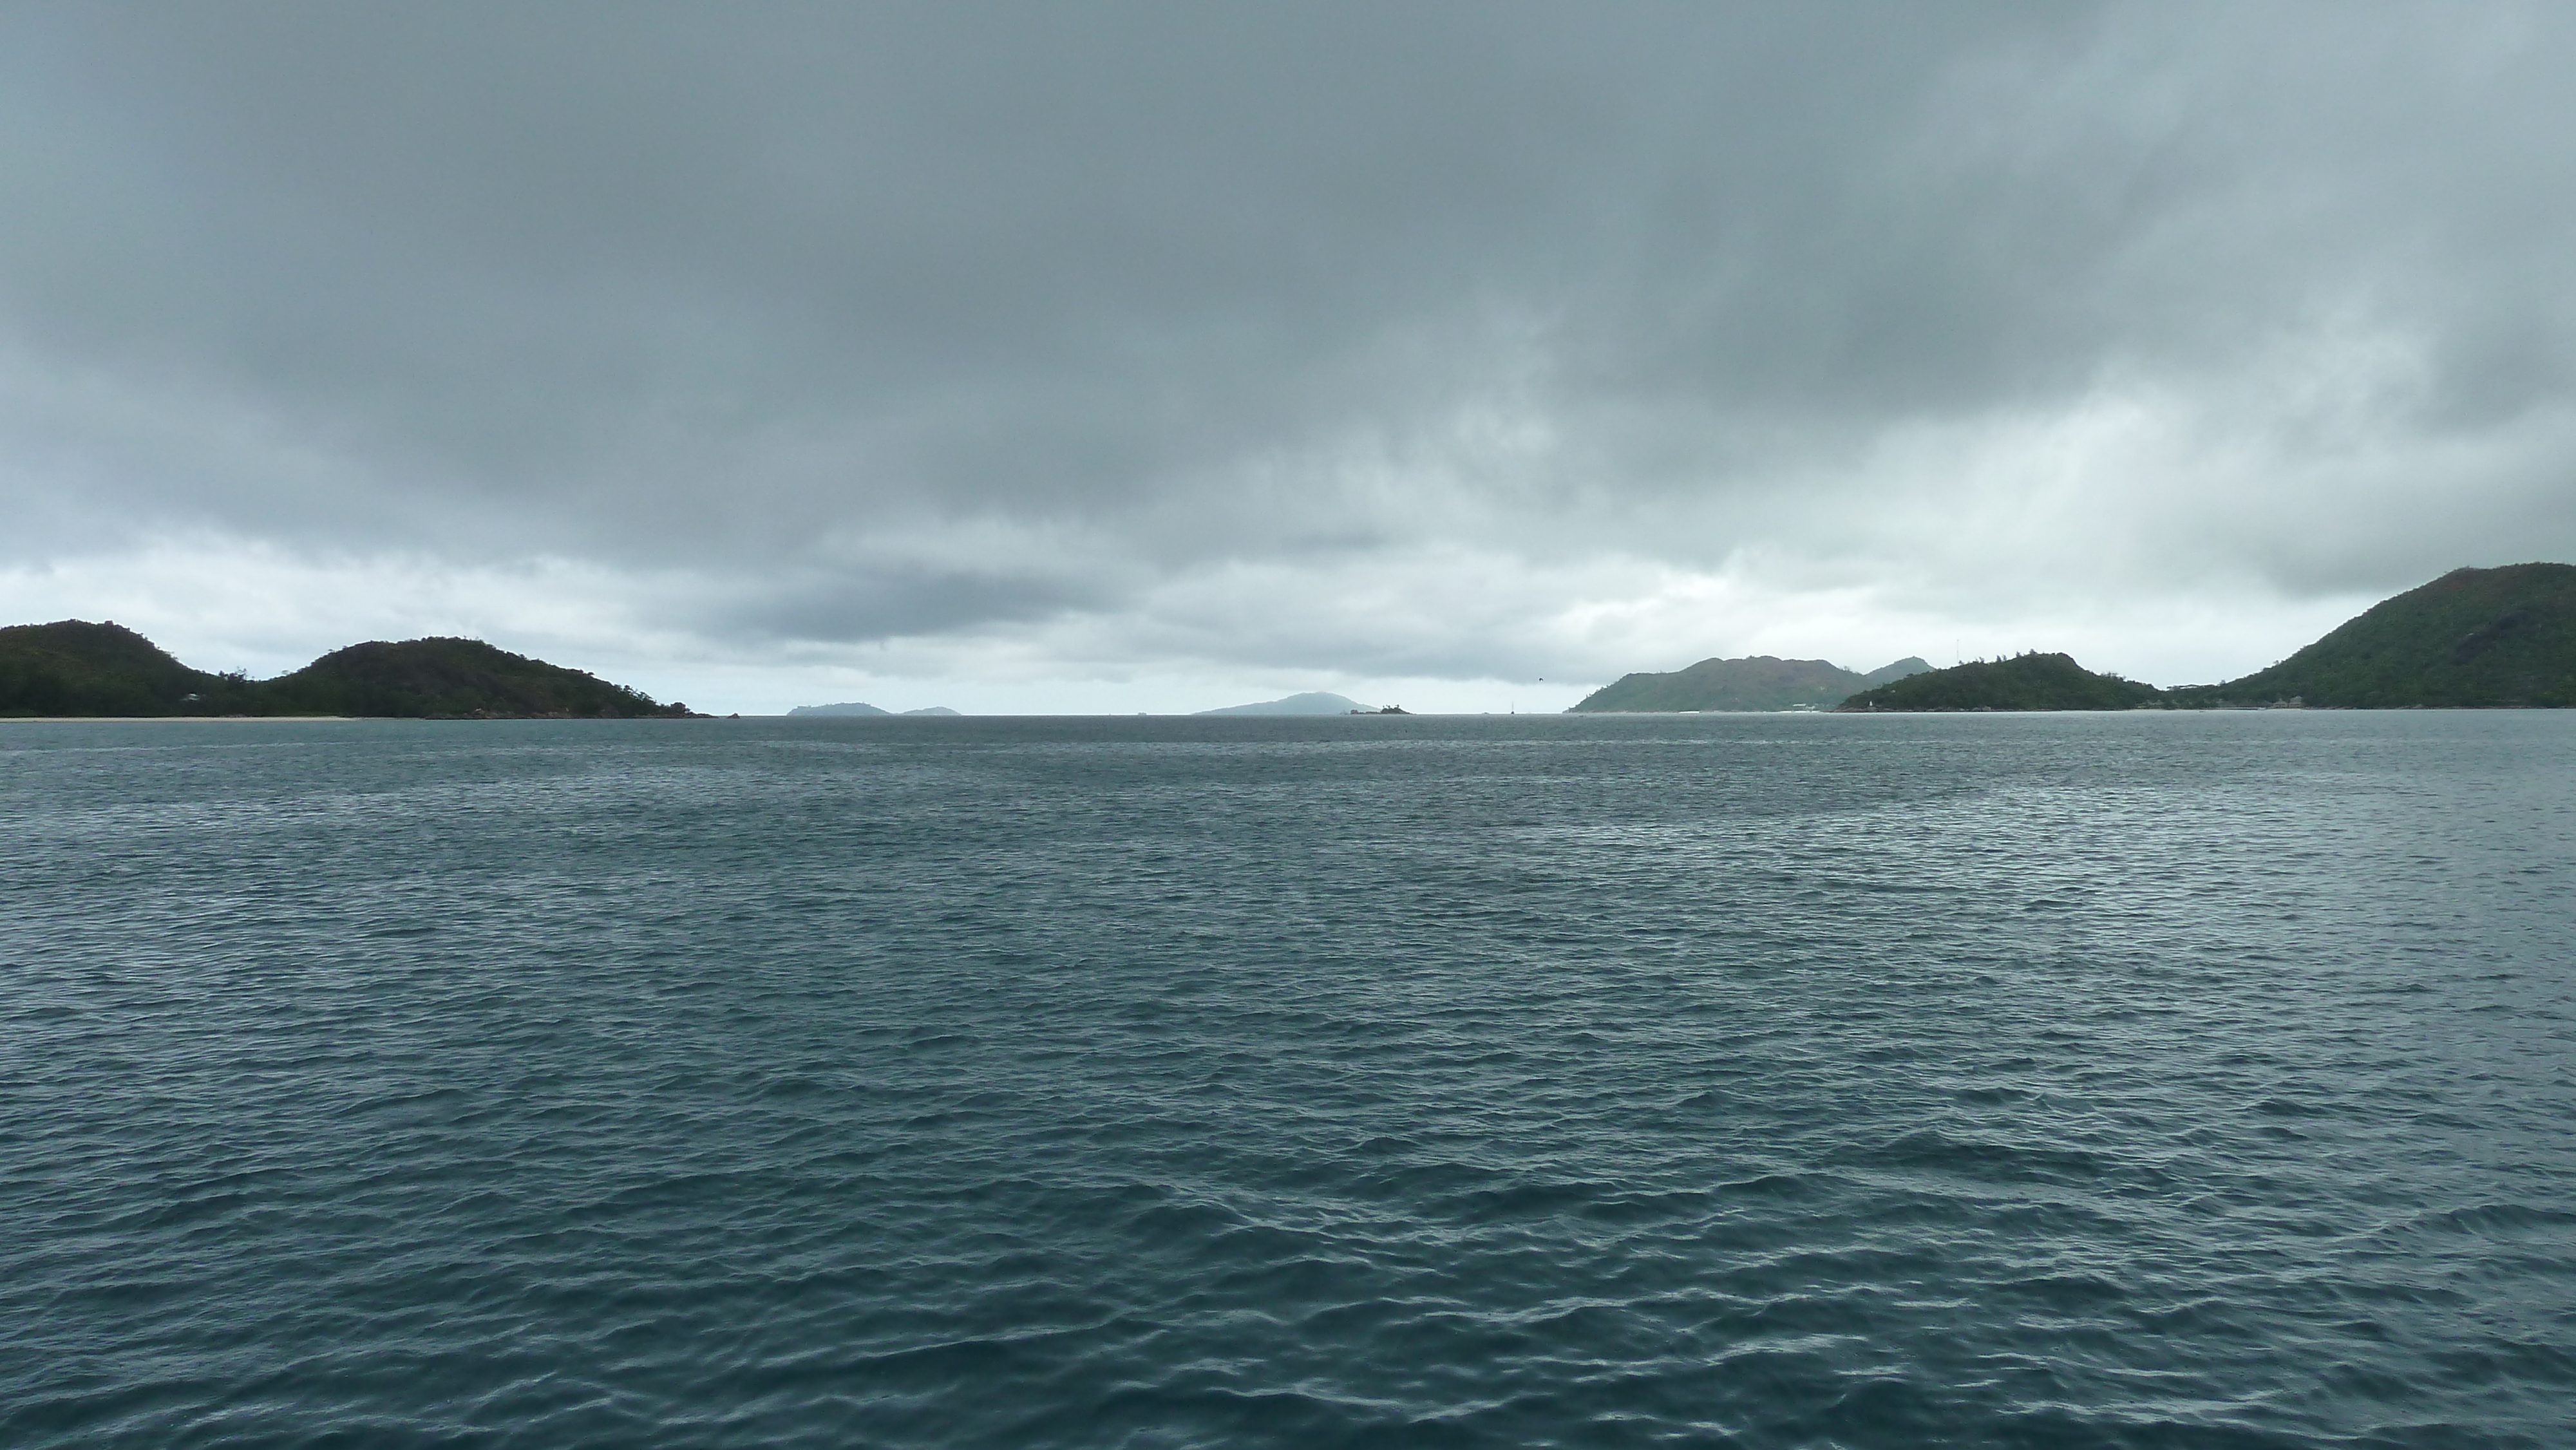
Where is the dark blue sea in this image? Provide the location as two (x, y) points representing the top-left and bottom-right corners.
(5, 712), (2572, 1447)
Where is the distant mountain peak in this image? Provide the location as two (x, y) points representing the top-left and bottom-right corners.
(1861, 657), (1935, 688)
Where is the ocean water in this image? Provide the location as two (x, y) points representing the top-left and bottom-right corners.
(4, 711), (2572, 1448)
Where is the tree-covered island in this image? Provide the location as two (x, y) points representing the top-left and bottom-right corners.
(1836, 563), (2576, 711)
(1837, 652), (2162, 711)
(0, 623), (696, 719)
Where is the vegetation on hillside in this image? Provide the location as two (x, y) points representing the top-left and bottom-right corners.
(2170, 563), (2576, 708)
(1838, 652), (2163, 711)
(259, 639), (692, 718)
(0, 621), (254, 717)
(1620, 565), (2576, 713)
(0, 623), (694, 719)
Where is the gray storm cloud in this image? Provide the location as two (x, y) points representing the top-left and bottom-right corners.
(3, 1), (2573, 697)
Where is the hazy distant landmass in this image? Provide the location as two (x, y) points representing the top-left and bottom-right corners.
(1, 621), (694, 719)
(786, 701), (959, 717)
(2172, 563), (2576, 708)
(1196, 692), (1375, 716)
(1839, 652), (2162, 711)
(1570, 655), (1931, 712)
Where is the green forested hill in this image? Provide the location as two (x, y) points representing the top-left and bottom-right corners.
(2176, 563), (2576, 707)
(0, 621), (254, 716)
(1838, 652), (2163, 711)
(1572, 655), (1930, 711)
(0, 624), (694, 718)
(1618, 565), (2576, 713)
(258, 639), (694, 718)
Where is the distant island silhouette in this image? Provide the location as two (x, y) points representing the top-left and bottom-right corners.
(1196, 692), (1374, 716)
(788, 702), (960, 717)
(1571, 655), (1931, 713)
(0, 623), (694, 719)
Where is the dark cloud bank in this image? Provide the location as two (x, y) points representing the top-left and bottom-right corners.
(4, 2), (2572, 707)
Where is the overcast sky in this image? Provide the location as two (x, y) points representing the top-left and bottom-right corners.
(5, 2), (2572, 711)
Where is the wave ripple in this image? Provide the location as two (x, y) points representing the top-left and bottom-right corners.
(4, 713), (2572, 1447)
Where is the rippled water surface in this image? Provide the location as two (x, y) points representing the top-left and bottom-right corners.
(5, 712), (2573, 1447)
